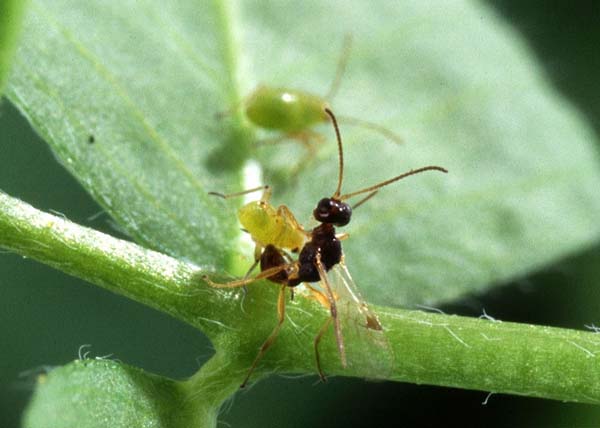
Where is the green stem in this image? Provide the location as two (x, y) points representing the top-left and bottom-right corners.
(2, 190), (600, 405)
(0, 190), (240, 340)
(380, 308), (600, 404)
(178, 352), (246, 428)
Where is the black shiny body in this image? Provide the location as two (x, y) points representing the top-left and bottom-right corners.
(313, 198), (352, 226)
(297, 223), (342, 283)
(260, 222), (342, 287)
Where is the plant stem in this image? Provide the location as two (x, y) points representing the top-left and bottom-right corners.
(178, 352), (246, 428)
(2, 190), (600, 404)
(379, 308), (600, 404)
(0, 190), (239, 340)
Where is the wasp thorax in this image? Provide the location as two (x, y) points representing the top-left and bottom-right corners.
(313, 198), (352, 226)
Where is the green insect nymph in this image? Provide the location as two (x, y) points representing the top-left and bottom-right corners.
(245, 86), (329, 133)
(218, 35), (403, 164)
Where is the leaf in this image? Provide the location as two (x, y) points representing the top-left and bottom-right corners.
(6, 0), (249, 269)
(6, 0), (600, 309)
(0, 0), (27, 92)
(23, 359), (187, 428)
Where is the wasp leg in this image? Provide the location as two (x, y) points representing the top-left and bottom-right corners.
(335, 232), (349, 241)
(241, 284), (287, 388)
(313, 316), (333, 382)
(315, 254), (347, 368)
(305, 284), (332, 309)
(202, 264), (289, 289)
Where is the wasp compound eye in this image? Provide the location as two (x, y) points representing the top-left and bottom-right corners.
(313, 198), (352, 226)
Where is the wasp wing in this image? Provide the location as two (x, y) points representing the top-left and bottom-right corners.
(327, 260), (395, 379)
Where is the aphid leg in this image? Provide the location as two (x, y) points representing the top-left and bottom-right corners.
(241, 256), (260, 297)
(244, 248), (262, 280)
(276, 205), (305, 234)
(257, 130), (323, 177)
(202, 264), (289, 289)
(241, 284), (287, 388)
(287, 130), (324, 176)
(313, 317), (333, 382)
(297, 130), (325, 157)
(260, 186), (273, 203)
(315, 254), (347, 368)
(255, 135), (289, 147)
(250, 244), (264, 272)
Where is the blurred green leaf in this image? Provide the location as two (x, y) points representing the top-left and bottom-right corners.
(23, 359), (185, 428)
(6, 1), (600, 308)
(0, 0), (27, 92)
(243, 2), (600, 305)
(22, 354), (248, 428)
(5, 1), (249, 269)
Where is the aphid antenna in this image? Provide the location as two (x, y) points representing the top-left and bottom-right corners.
(325, 34), (353, 102)
(208, 185), (271, 200)
(323, 34), (403, 145)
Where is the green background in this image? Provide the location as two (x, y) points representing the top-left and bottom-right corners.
(2, 1), (600, 426)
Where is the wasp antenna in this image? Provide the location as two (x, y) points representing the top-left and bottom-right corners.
(351, 191), (379, 210)
(340, 166), (448, 200)
(324, 108), (345, 199)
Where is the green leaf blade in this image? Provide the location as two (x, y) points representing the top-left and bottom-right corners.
(23, 359), (187, 428)
(0, 0), (27, 93)
(6, 0), (251, 269)
(239, 1), (600, 305)
(6, 0), (600, 306)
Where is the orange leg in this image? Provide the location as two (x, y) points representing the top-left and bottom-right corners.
(240, 284), (287, 388)
(202, 264), (289, 289)
(257, 130), (324, 178)
(306, 284), (332, 309)
(314, 254), (347, 368)
(313, 316), (333, 382)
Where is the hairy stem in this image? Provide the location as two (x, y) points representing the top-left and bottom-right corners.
(2, 190), (600, 404)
